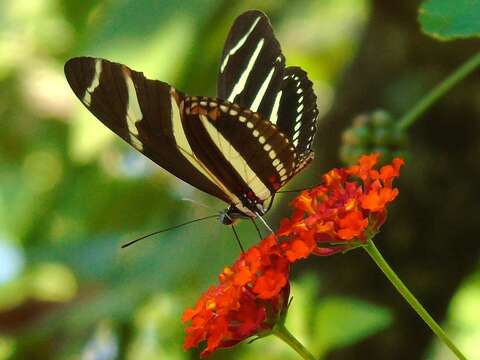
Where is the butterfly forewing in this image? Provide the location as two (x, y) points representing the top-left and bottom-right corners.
(217, 10), (285, 119)
(217, 11), (318, 165)
(64, 57), (232, 204)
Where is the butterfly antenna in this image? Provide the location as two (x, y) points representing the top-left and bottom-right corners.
(231, 224), (245, 253)
(121, 214), (219, 248)
(181, 197), (215, 210)
(250, 219), (263, 239)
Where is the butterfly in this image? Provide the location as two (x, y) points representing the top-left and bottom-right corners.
(64, 10), (318, 225)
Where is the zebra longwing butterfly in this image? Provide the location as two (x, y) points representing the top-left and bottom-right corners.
(64, 10), (318, 225)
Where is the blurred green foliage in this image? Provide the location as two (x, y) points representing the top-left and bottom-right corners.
(339, 110), (408, 165)
(0, 0), (479, 359)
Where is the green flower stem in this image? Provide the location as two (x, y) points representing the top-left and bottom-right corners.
(273, 323), (316, 360)
(398, 51), (480, 130)
(363, 239), (467, 360)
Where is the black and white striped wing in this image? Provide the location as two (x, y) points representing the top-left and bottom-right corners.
(218, 10), (318, 166)
(64, 57), (303, 217)
(64, 57), (232, 204)
(276, 67), (318, 162)
(217, 10), (285, 119)
(181, 97), (299, 216)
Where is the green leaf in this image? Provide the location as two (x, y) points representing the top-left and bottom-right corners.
(419, 0), (480, 40)
(313, 296), (393, 355)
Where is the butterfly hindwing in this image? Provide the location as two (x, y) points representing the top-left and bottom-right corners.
(276, 67), (318, 162)
(182, 99), (297, 203)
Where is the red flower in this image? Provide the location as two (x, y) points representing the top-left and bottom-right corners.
(280, 154), (404, 256)
(183, 154), (404, 356)
(182, 235), (290, 357)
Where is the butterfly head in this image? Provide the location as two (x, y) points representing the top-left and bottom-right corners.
(219, 206), (245, 225)
(219, 196), (268, 225)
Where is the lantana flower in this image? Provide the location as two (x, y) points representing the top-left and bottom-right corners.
(183, 154), (404, 357)
(182, 235), (291, 357)
(279, 154), (404, 257)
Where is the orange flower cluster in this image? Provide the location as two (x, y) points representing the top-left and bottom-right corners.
(182, 235), (290, 357)
(279, 154), (404, 257)
(183, 154), (403, 356)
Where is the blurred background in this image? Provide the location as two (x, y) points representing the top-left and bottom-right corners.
(0, 0), (479, 359)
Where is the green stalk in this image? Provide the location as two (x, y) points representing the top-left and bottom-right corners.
(273, 323), (316, 360)
(363, 239), (467, 360)
(398, 51), (480, 129)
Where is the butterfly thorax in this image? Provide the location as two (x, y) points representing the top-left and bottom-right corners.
(219, 203), (265, 225)
(219, 206), (249, 225)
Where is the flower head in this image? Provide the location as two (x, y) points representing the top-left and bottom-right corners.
(183, 154), (404, 356)
(182, 235), (290, 357)
(279, 154), (404, 256)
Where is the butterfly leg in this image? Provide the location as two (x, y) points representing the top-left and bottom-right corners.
(250, 218), (263, 239)
(255, 212), (274, 234)
(277, 187), (310, 194)
(231, 224), (245, 253)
